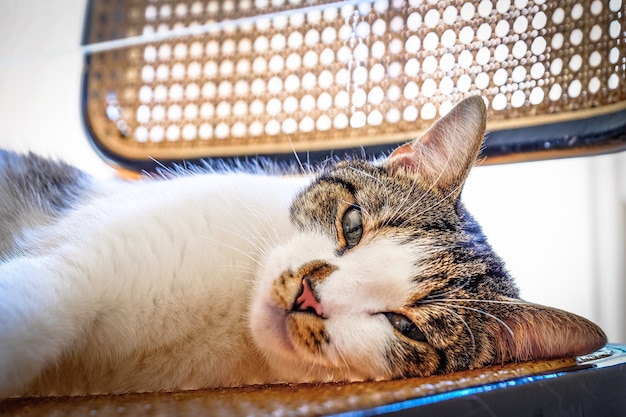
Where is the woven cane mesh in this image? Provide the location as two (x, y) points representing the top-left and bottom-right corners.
(83, 0), (626, 162)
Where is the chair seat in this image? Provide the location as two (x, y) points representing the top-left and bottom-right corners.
(1, 344), (624, 416)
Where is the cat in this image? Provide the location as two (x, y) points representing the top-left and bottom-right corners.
(0, 96), (606, 398)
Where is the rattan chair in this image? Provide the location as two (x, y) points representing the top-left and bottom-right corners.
(82, 0), (625, 170)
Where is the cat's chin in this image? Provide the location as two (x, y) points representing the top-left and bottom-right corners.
(251, 302), (298, 356)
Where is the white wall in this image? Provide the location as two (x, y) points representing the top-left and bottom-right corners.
(464, 154), (626, 342)
(1, 0), (624, 342)
(0, 0), (111, 177)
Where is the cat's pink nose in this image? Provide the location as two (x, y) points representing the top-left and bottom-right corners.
(293, 278), (324, 317)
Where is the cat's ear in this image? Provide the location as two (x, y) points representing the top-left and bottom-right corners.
(383, 96), (487, 197)
(489, 301), (607, 363)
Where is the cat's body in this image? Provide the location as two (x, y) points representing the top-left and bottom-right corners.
(0, 155), (308, 395)
(0, 97), (606, 398)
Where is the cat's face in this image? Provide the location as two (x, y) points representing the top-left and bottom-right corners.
(249, 97), (606, 383)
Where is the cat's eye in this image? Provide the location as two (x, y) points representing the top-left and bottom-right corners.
(385, 313), (427, 342)
(341, 207), (363, 248)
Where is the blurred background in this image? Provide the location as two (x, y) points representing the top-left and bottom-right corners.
(0, 0), (624, 343)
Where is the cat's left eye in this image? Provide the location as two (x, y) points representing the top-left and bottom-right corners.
(385, 313), (427, 343)
(341, 207), (363, 248)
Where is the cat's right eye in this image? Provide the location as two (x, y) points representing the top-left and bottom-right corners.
(341, 207), (363, 248)
(385, 313), (427, 342)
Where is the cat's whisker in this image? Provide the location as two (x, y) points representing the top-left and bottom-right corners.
(348, 167), (390, 212)
(387, 143), (445, 227)
(148, 156), (176, 178)
(385, 171), (421, 229)
(428, 303), (476, 355)
(407, 180), (465, 223)
(437, 302), (515, 339)
(214, 262), (259, 276)
(382, 184), (412, 228)
(429, 142), (455, 192)
(199, 193), (282, 253)
(304, 360), (322, 382)
(332, 345), (353, 377)
(192, 227), (270, 269)
(388, 154), (459, 231)
(422, 277), (473, 300)
(211, 222), (273, 257)
(195, 213), (272, 261)
(385, 145), (435, 227)
(339, 199), (372, 220)
(225, 193), (284, 247)
(423, 298), (530, 306)
(393, 144), (465, 226)
(197, 234), (262, 267)
(215, 192), (276, 230)
(221, 271), (259, 285)
(287, 134), (308, 175)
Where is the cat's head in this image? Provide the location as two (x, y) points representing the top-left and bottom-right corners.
(250, 96), (606, 382)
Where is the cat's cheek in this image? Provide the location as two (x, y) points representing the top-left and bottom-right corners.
(383, 339), (441, 379)
(325, 313), (394, 380)
(316, 239), (421, 316)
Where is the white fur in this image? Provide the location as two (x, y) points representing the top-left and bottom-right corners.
(0, 173), (308, 396)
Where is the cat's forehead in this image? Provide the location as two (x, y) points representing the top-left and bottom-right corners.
(314, 159), (399, 193)
(297, 163), (437, 228)
(298, 161), (384, 209)
(320, 159), (381, 180)
(310, 158), (436, 206)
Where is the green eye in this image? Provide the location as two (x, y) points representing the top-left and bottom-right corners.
(385, 313), (427, 342)
(341, 207), (363, 248)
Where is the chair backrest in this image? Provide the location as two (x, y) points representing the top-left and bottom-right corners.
(82, 0), (626, 171)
